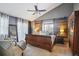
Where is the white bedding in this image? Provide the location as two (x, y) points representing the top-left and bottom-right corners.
(50, 35), (56, 45)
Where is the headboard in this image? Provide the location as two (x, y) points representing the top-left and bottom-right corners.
(25, 34), (53, 52)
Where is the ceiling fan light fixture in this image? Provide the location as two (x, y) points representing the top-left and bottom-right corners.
(32, 12), (41, 15)
(27, 4), (46, 15)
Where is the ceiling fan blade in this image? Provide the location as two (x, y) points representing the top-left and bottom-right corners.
(27, 10), (35, 12)
(32, 12), (36, 15)
(34, 5), (38, 11)
(38, 9), (46, 12)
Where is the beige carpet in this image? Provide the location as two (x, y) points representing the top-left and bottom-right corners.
(51, 43), (72, 56)
(23, 42), (72, 56)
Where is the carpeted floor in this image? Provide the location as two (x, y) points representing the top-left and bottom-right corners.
(23, 42), (72, 56)
(51, 42), (72, 56)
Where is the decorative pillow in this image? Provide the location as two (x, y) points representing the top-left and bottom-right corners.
(17, 40), (26, 50)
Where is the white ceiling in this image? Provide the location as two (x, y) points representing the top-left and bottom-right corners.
(0, 3), (62, 21)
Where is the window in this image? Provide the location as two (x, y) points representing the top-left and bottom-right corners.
(42, 20), (54, 35)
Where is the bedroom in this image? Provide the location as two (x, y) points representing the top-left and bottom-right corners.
(0, 3), (79, 56)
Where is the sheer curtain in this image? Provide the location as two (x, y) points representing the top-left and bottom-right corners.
(0, 13), (9, 36)
(17, 18), (28, 41)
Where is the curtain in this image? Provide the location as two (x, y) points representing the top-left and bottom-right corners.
(0, 13), (9, 36)
(0, 13), (1, 33)
(17, 18), (28, 41)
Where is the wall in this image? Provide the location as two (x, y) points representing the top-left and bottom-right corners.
(73, 3), (79, 11)
(36, 3), (73, 20)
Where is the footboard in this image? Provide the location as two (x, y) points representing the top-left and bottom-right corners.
(25, 34), (52, 52)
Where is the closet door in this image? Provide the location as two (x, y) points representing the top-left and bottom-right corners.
(74, 11), (79, 55)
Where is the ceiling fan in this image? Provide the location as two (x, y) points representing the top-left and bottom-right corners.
(27, 5), (46, 15)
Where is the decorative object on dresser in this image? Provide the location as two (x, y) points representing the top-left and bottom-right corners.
(68, 11), (79, 56)
(25, 34), (53, 52)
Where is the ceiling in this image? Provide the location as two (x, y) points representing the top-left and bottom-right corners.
(0, 3), (62, 21)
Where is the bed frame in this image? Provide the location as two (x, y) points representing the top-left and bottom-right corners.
(25, 34), (53, 52)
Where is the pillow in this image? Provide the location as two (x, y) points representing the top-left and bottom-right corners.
(17, 40), (26, 50)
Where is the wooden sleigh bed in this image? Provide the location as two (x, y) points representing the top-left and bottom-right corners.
(25, 34), (54, 52)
